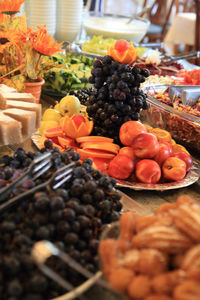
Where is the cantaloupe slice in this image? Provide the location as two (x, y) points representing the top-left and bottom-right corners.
(58, 136), (75, 148)
(77, 148), (115, 160)
(76, 136), (114, 144)
(80, 142), (120, 154)
(44, 126), (63, 138)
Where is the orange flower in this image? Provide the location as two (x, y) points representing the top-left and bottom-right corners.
(0, 30), (18, 52)
(33, 26), (63, 56)
(0, 0), (25, 14)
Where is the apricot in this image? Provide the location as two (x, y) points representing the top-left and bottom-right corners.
(128, 275), (151, 299)
(109, 267), (134, 293)
(119, 211), (136, 243)
(98, 239), (119, 278)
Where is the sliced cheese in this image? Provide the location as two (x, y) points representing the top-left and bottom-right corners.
(3, 108), (36, 136)
(7, 100), (41, 128)
(0, 84), (16, 93)
(1, 92), (36, 103)
(0, 111), (22, 145)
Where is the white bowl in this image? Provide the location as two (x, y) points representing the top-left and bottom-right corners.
(84, 15), (150, 43)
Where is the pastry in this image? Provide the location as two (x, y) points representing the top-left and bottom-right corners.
(173, 280), (200, 300)
(132, 226), (192, 253)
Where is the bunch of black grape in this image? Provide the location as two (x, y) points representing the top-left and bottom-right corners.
(69, 87), (96, 106)
(0, 143), (122, 299)
(86, 55), (150, 143)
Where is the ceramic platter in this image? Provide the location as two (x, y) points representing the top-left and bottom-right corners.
(116, 160), (200, 191)
(32, 132), (199, 192)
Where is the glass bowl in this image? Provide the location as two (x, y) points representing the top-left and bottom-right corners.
(83, 14), (150, 43)
(142, 85), (200, 153)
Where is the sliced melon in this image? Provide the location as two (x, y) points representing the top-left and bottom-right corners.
(80, 142), (120, 154)
(76, 136), (114, 144)
(77, 148), (115, 160)
(58, 136), (75, 148)
(44, 126), (63, 138)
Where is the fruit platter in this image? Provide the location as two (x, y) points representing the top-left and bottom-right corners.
(0, 2), (200, 298)
(32, 39), (199, 192)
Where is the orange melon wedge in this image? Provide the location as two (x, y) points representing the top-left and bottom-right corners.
(58, 136), (75, 148)
(77, 148), (115, 160)
(76, 136), (114, 144)
(44, 126), (63, 138)
(80, 142), (120, 154)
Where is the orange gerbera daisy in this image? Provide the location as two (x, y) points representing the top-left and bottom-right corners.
(33, 26), (63, 56)
(0, 0), (25, 15)
(0, 30), (18, 52)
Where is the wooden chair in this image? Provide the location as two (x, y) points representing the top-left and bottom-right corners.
(142, 0), (176, 42)
(143, 0), (195, 43)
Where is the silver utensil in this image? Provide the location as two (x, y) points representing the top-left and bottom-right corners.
(0, 161), (75, 214)
(62, 41), (103, 59)
(126, 6), (151, 24)
(162, 51), (200, 63)
(32, 241), (108, 298)
(0, 152), (52, 203)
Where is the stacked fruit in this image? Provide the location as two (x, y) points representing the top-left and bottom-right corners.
(108, 121), (193, 183)
(86, 40), (150, 144)
(99, 195), (200, 300)
(0, 144), (122, 299)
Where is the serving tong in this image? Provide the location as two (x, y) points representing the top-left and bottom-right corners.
(0, 153), (75, 214)
(161, 50), (200, 63)
(31, 241), (108, 300)
(0, 152), (52, 203)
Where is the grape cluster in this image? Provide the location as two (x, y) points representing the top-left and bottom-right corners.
(69, 88), (96, 106)
(86, 55), (150, 143)
(0, 144), (122, 299)
(0, 140), (80, 194)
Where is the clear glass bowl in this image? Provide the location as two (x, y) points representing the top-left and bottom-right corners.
(83, 13), (150, 43)
(142, 85), (200, 153)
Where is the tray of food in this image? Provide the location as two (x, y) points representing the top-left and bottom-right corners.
(99, 194), (200, 300)
(142, 84), (200, 153)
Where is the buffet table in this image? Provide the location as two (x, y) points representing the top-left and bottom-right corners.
(3, 118), (200, 216)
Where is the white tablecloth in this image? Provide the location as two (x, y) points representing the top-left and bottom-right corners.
(164, 12), (196, 54)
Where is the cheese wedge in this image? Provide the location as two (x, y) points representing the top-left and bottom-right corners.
(7, 100), (41, 128)
(0, 84), (16, 93)
(3, 108), (36, 136)
(0, 112), (22, 145)
(1, 92), (36, 103)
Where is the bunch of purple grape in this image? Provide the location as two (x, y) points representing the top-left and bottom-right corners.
(86, 55), (150, 144)
(0, 143), (122, 299)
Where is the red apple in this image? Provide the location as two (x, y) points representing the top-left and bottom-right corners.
(119, 121), (147, 146)
(135, 159), (161, 184)
(72, 115), (85, 128)
(108, 154), (135, 180)
(172, 152), (193, 172)
(162, 157), (186, 181)
(119, 147), (135, 161)
(132, 132), (159, 159)
(154, 142), (172, 166)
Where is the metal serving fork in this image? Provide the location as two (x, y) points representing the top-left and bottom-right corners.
(0, 161), (75, 214)
(32, 241), (108, 300)
(0, 152), (52, 203)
